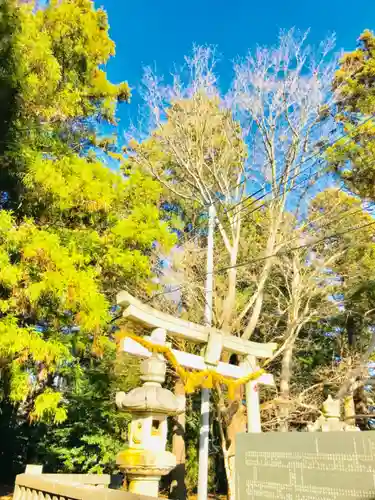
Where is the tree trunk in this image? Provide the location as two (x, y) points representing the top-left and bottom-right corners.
(242, 214), (281, 340)
(354, 385), (368, 429)
(215, 356), (246, 500)
(242, 284), (266, 340)
(170, 380), (187, 500)
(279, 343), (294, 432)
(217, 419), (234, 500)
(218, 399), (247, 500)
(343, 394), (356, 426)
(337, 332), (375, 400)
(221, 263), (238, 332)
(346, 315), (356, 347)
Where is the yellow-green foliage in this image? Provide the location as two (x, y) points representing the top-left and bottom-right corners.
(0, 0), (175, 423)
(0, 180), (174, 419)
(328, 30), (375, 199)
(31, 390), (67, 424)
(15, 0), (129, 123)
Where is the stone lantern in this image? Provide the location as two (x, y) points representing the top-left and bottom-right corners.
(307, 395), (360, 432)
(116, 352), (185, 498)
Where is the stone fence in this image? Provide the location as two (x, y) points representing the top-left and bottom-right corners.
(14, 469), (154, 500)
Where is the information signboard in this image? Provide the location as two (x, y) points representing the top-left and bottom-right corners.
(235, 431), (375, 499)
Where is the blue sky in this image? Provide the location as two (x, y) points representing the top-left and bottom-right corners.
(93, 1), (374, 303)
(98, 0), (373, 133)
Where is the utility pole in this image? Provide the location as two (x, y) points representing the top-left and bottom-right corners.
(197, 203), (215, 500)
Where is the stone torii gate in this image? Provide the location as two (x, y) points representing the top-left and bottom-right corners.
(116, 291), (276, 433)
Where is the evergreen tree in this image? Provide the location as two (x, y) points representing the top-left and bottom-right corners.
(0, 0), (175, 479)
(328, 30), (375, 199)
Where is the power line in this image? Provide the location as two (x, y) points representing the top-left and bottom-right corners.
(180, 156), (319, 248)
(178, 172), (253, 246)
(235, 196), (371, 268)
(200, 197), (375, 289)
(232, 159), (325, 228)
(215, 155), (330, 237)
(151, 115), (375, 300)
(149, 209), (375, 303)
(226, 116), (374, 249)
(217, 219), (375, 273)
(236, 114), (375, 228)
(181, 113), (375, 247)
(226, 113), (375, 219)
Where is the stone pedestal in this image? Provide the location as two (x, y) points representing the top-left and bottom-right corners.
(116, 351), (184, 497)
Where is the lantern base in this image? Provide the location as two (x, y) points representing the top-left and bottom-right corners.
(117, 448), (176, 497)
(127, 475), (160, 497)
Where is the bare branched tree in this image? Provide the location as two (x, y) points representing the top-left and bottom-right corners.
(129, 45), (253, 332)
(232, 28), (338, 340)
(272, 244), (343, 431)
(123, 31), (368, 498)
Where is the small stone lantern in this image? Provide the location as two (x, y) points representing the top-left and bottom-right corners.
(116, 353), (185, 498)
(307, 395), (360, 432)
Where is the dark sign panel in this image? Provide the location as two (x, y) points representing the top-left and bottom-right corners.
(235, 431), (375, 499)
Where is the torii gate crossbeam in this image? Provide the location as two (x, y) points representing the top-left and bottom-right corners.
(116, 292), (277, 433)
